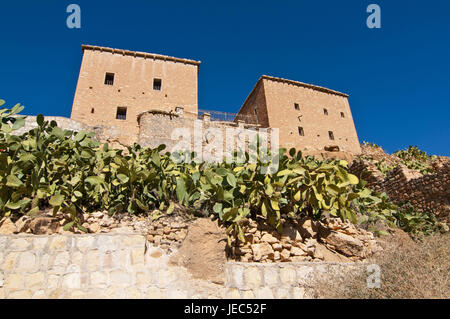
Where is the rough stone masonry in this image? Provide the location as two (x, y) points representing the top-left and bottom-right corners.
(350, 159), (450, 223)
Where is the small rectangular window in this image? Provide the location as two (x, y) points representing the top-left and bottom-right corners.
(116, 107), (127, 120)
(294, 103), (300, 110)
(340, 112), (345, 118)
(153, 78), (162, 90)
(323, 108), (328, 115)
(90, 108), (94, 114)
(328, 131), (334, 140)
(105, 73), (114, 85)
(298, 127), (304, 136)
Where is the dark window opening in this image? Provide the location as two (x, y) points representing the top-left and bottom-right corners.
(153, 78), (162, 90)
(105, 73), (114, 85)
(116, 107), (127, 120)
(90, 108), (94, 114)
(323, 108), (328, 115)
(340, 112), (345, 118)
(298, 127), (304, 136)
(294, 103), (300, 110)
(328, 131), (334, 140)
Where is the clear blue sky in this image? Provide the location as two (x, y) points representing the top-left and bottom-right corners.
(1, 0), (449, 155)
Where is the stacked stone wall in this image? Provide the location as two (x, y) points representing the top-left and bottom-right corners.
(12, 116), (90, 136)
(350, 160), (450, 222)
(12, 115), (134, 148)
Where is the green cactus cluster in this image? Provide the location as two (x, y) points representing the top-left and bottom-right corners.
(360, 144), (435, 176)
(394, 146), (435, 174)
(0, 101), (441, 241)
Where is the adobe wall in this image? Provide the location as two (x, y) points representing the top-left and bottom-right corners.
(238, 80), (270, 127)
(0, 233), (363, 299)
(138, 111), (272, 159)
(71, 46), (199, 145)
(350, 160), (450, 223)
(262, 78), (361, 154)
(238, 77), (361, 155)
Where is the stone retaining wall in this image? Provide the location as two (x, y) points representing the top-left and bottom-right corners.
(12, 115), (133, 148)
(223, 262), (362, 299)
(0, 233), (364, 299)
(350, 160), (450, 223)
(12, 116), (91, 136)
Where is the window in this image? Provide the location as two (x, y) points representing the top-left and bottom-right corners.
(323, 108), (328, 115)
(90, 108), (94, 114)
(175, 106), (184, 115)
(294, 103), (300, 110)
(116, 107), (127, 120)
(328, 131), (334, 140)
(340, 112), (345, 118)
(153, 78), (162, 90)
(104, 73), (114, 85)
(298, 127), (304, 136)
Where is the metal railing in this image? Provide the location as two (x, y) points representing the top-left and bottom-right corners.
(198, 109), (258, 124)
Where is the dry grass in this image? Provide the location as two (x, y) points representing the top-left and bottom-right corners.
(315, 231), (449, 299)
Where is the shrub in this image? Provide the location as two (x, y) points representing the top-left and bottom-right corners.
(394, 145), (435, 174)
(373, 158), (395, 176)
(362, 141), (381, 148)
(351, 178), (446, 236)
(315, 232), (450, 299)
(360, 144), (435, 176)
(394, 202), (447, 237)
(1, 102), (369, 237)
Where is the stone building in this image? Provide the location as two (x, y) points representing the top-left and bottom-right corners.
(69, 45), (360, 156)
(71, 45), (201, 144)
(236, 75), (361, 155)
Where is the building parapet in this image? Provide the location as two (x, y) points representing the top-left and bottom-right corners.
(81, 44), (201, 67)
(260, 75), (349, 98)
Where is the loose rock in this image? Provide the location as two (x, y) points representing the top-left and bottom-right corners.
(29, 217), (59, 235)
(0, 218), (17, 234)
(251, 242), (274, 261)
(261, 233), (279, 244)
